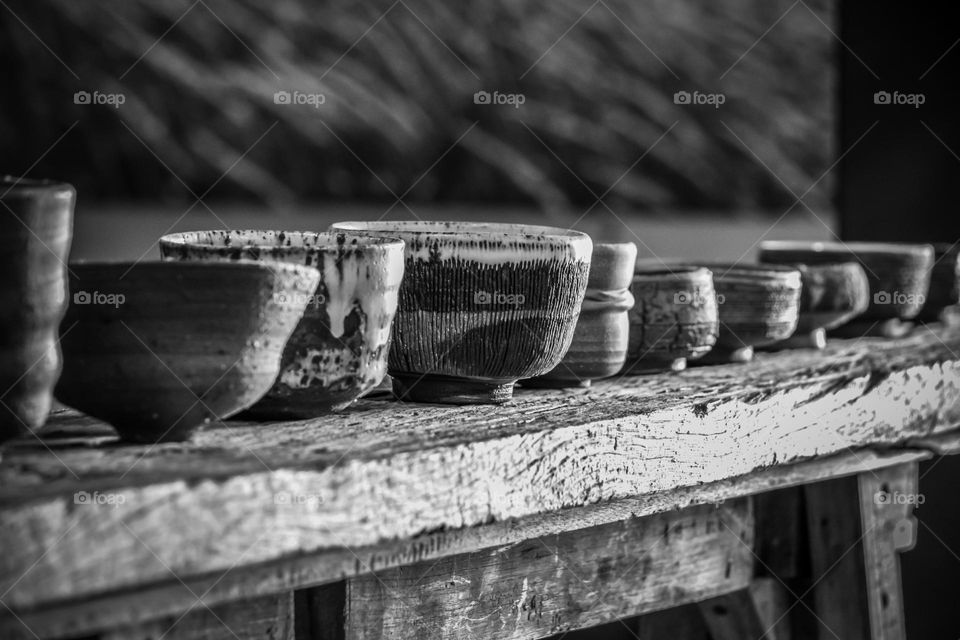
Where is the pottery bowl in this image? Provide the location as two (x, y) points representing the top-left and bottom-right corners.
(623, 265), (720, 373)
(524, 242), (636, 387)
(0, 177), (74, 442)
(330, 221), (592, 404)
(919, 243), (960, 321)
(159, 230), (405, 418)
(696, 263), (802, 363)
(757, 241), (934, 321)
(55, 262), (318, 442)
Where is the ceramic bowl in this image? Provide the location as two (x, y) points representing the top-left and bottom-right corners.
(757, 241), (934, 326)
(330, 221), (592, 404)
(0, 177), (74, 443)
(622, 265), (719, 373)
(756, 261), (871, 349)
(55, 262), (318, 442)
(524, 242), (636, 388)
(693, 263), (802, 364)
(919, 243), (960, 321)
(159, 230), (405, 418)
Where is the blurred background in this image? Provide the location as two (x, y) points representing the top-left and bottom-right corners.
(3, 0), (960, 637)
(1, 0), (838, 262)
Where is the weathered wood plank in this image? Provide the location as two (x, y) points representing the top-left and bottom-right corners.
(98, 592), (294, 640)
(804, 463), (918, 640)
(329, 501), (753, 640)
(0, 328), (957, 615)
(0, 447), (932, 639)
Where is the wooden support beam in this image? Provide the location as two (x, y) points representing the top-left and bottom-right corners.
(295, 501), (753, 640)
(804, 462), (918, 640)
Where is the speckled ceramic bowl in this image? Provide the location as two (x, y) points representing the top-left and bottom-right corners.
(1, 177), (74, 443)
(524, 242), (636, 388)
(330, 221), (592, 404)
(693, 263), (802, 364)
(754, 260), (871, 349)
(623, 265), (719, 373)
(55, 262), (318, 442)
(159, 231), (404, 418)
(757, 241), (934, 322)
(919, 243), (960, 321)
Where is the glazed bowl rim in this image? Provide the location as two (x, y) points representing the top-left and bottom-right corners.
(758, 240), (934, 257)
(159, 230), (405, 253)
(632, 265), (712, 279)
(1, 175), (75, 196)
(330, 220), (590, 242)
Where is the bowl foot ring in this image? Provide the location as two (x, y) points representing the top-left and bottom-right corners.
(392, 374), (514, 405)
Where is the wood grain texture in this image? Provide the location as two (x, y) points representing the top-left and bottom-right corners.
(804, 464), (918, 640)
(0, 327), (958, 615)
(1, 448), (929, 640)
(337, 501), (753, 640)
(98, 592), (294, 640)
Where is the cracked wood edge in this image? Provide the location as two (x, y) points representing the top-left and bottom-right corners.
(0, 329), (958, 612)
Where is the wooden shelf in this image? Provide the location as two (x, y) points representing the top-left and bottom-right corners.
(1, 323), (959, 636)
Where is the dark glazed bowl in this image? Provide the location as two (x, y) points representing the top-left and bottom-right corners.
(694, 263), (802, 364)
(919, 243), (960, 321)
(330, 220), (592, 404)
(524, 242), (636, 387)
(55, 262), (318, 442)
(159, 230), (405, 418)
(0, 177), (74, 443)
(623, 265), (719, 373)
(757, 241), (934, 321)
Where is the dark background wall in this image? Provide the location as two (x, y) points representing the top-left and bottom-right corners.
(840, 3), (960, 638)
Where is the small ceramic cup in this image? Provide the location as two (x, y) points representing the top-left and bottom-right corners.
(56, 261), (318, 442)
(622, 265), (719, 373)
(760, 262), (871, 349)
(159, 230), (404, 418)
(757, 241), (933, 338)
(330, 221), (592, 404)
(918, 243), (960, 322)
(693, 263), (802, 364)
(0, 177), (74, 443)
(524, 242), (637, 388)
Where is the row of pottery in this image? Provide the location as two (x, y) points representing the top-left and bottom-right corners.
(2, 177), (958, 444)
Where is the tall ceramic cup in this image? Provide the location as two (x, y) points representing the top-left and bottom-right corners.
(0, 177), (74, 442)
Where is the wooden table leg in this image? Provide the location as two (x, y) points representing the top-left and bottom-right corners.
(804, 462), (919, 640)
